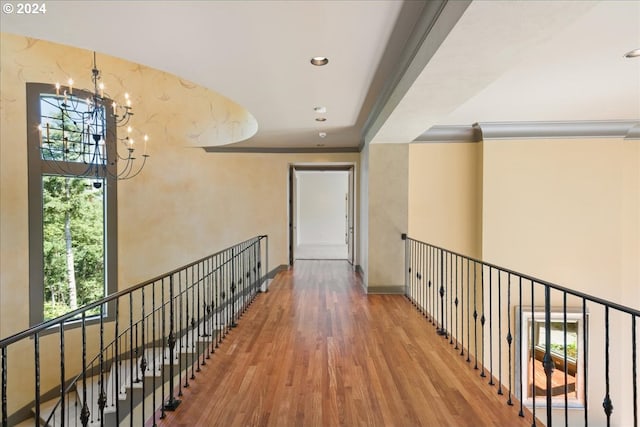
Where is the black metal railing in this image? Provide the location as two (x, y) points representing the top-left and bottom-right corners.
(403, 235), (639, 427)
(1, 235), (269, 427)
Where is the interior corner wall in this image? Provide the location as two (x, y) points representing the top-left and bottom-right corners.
(366, 143), (408, 293)
(408, 142), (483, 258)
(359, 145), (370, 287)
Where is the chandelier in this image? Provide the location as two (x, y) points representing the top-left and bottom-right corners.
(38, 52), (149, 188)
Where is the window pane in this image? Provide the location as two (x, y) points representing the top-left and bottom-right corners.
(42, 175), (105, 320)
(527, 319), (579, 401)
(40, 94), (106, 165)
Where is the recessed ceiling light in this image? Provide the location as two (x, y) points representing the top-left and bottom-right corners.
(314, 106), (327, 113)
(315, 117), (327, 122)
(624, 48), (640, 58)
(310, 56), (329, 66)
(319, 132), (327, 138)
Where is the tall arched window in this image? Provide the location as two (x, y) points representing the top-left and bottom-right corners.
(27, 83), (117, 325)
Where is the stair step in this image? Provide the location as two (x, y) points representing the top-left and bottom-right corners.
(20, 298), (252, 426)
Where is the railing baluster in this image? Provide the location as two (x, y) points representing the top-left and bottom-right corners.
(473, 260), (478, 371)
(129, 293), (134, 425)
(451, 255), (460, 350)
(480, 265), (486, 378)
(419, 241), (423, 309)
(34, 332), (40, 426)
(506, 273), (512, 404)
(114, 298), (120, 423)
(632, 314), (637, 427)
(196, 262), (202, 372)
(205, 257), (211, 360)
(431, 245), (435, 325)
(99, 304), (105, 426)
(497, 270), (502, 394)
(488, 267), (494, 385)
(583, 298), (589, 426)
(231, 246), (238, 328)
(450, 252), (453, 345)
(1, 346), (6, 427)
(531, 280), (536, 427)
(563, 292), (568, 427)
(190, 265), (196, 380)
(152, 282), (157, 427)
(518, 277), (524, 417)
(60, 323), (66, 427)
(466, 258), (470, 363)
(426, 243), (431, 321)
(178, 269), (184, 397)
(141, 287), (147, 425)
(160, 277), (167, 420)
(543, 285), (553, 426)
(165, 274), (180, 411)
(603, 306), (613, 426)
(438, 250), (446, 337)
(80, 313), (89, 427)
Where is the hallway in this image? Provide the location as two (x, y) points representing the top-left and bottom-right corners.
(163, 260), (532, 426)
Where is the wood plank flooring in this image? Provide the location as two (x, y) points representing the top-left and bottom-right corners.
(162, 260), (532, 427)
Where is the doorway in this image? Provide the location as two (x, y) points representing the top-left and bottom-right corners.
(289, 164), (355, 265)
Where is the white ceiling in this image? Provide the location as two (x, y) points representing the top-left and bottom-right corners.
(2, 0), (639, 149)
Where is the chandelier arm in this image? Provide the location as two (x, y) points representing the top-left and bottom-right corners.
(117, 155), (149, 180)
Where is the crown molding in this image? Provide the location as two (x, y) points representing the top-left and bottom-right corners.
(203, 146), (360, 154)
(413, 125), (481, 143)
(412, 121), (640, 143)
(476, 120), (640, 140)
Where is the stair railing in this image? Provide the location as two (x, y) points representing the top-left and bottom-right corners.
(1, 235), (269, 427)
(402, 234), (638, 427)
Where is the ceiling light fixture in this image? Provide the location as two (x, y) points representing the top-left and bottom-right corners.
(319, 132), (327, 138)
(310, 56), (329, 66)
(315, 117), (327, 122)
(624, 48), (640, 58)
(39, 52), (149, 187)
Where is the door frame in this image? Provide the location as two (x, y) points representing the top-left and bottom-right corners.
(288, 163), (356, 266)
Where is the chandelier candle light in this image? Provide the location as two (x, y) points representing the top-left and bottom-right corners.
(38, 52), (149, 188)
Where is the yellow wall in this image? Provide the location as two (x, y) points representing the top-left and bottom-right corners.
(408, 142), (483, 258)
(482, 138), (638, 307)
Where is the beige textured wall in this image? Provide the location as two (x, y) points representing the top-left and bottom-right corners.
(0, 33), (359, 415)
(482, 137), (639, 426)
(408, 142), (483, 258)
(366, 143), (408, 292)
(482, 138), (638, 306)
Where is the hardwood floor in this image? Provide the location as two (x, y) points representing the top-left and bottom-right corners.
(162, 260), (532, 426)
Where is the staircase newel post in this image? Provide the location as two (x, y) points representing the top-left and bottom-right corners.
(164, 274), (181, 411)
(401, 233), (408, 297)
